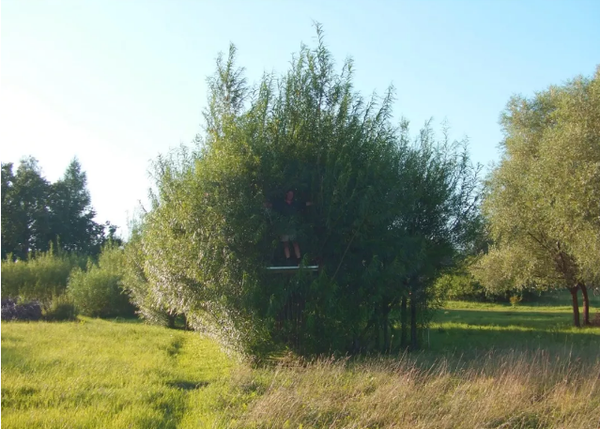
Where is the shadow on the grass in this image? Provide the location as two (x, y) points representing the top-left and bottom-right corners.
(166, 380), (210, 391)
(432, 308), (582, 329)
(425, 308), (600, 360)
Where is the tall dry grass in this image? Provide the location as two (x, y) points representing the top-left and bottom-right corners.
(233, 350), (600, 429)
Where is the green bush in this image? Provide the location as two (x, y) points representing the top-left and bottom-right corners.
(68, 265), (134, 318)
(509, 295), (523, 307)
(67, 245), (136, 318)
(1, 259), (32, 298)
(139, 30), (482, 357)
(434, 271), (486, 301)
(1, 250), (85, 309)
(44, 295), (78, 321)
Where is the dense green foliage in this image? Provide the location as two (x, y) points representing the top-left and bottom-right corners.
(121, 222), (176, 326)
(1, 249), (85, 309)
(68, 244), (136, 318)
(1, 157), (117, 260)
(1, 245), (134, 319)
(474, 67), (600, 326)
(433, 261), (488, 301)
(43, 294), (78, 321)
(136, 29), (481, 357)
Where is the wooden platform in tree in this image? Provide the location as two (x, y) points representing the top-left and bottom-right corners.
(265, 265), (319, 273)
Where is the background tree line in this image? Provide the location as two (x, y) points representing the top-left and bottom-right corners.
(1, 157), (129, 321)
(1, 156), (118, 260)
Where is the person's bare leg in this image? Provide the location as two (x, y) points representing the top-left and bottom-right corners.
(283, 241), (291, 259)
(293, 242), (301, 259)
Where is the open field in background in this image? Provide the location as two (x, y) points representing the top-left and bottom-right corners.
(428, 296), (600, 356)
(2, 300), (599, 429)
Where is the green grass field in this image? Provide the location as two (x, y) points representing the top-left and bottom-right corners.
(1, 319), (236, 428)
(2, 300), (599, 428)
(428, 299), (600, 357)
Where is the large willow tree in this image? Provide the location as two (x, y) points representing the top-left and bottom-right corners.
(474, 67), (600, 326)
(135, 28), (481, 357)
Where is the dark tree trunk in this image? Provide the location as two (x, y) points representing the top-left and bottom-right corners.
(569, 286), (581, 328)
(400, 295), (408, 349)
(184, 313), (192, 331)
(410, 296), (418, 351)
(374, 313), (381, 351)
(167, 313), (176, 329)
(580, 283), (591, 326)
(382, 305), (390, 352)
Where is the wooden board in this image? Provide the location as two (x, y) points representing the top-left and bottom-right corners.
(266, 265), (319, 273)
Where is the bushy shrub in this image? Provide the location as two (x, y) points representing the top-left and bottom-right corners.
(1, 298), (42, 321)
(68, 245), (136, 318)
(69, 265), (134, 318)
(509, 295), (522, 307)
(140, 30), (482, 357)
(1, 250), (85, 308)
(434, 271), (485, 301)
(44, 295), (78, 321)
(0, 259), (31, 298)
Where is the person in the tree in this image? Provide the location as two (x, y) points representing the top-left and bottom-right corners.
(266, 190), (312, 264)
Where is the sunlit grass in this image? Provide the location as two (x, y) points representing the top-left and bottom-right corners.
(442, 300), (578, 311)
(428, 299), (600, 357)
(1, 318), (234, 428)
(2, 299), (600, 428)
(234, 351), (600, 429)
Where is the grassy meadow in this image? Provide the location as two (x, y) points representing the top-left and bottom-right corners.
(2, 299), (600, 429)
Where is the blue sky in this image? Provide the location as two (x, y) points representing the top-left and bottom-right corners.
(2, 0), (599, 235)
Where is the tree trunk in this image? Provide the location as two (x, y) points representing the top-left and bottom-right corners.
(374, 312), (380, 351)
(568, 286), (581, 328)
(400, 296), (408, 349)
(382, 315), (389, 352)
(382, 304), (390, 352)
(167, 313), (176, 329)
(410, 296), (418, 351)
(580, 283), (591, 326)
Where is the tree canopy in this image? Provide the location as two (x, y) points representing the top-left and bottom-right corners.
(473, 67), (600, 326)
(134, 28), (482, 357)
(1, 157), (114, 260)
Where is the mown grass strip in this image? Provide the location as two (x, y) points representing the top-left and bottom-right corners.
(1, 318), (234, 428)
